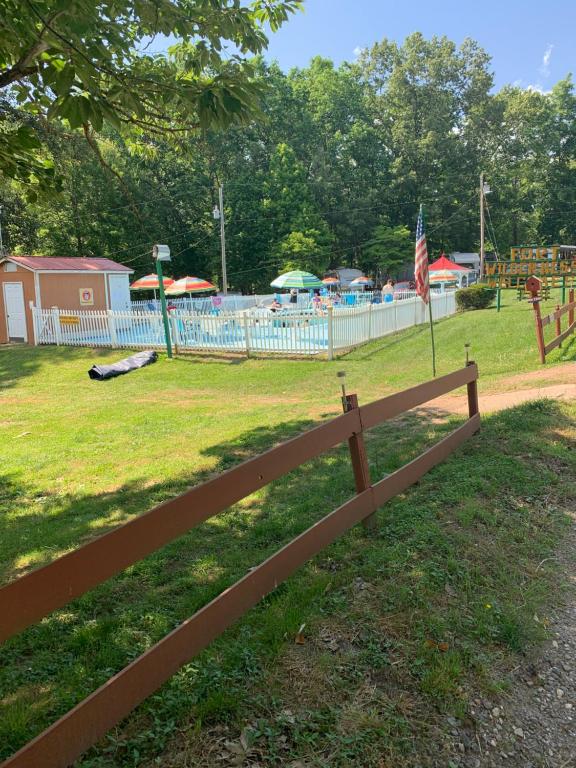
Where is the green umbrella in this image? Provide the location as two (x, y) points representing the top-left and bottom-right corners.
(271, 270), (323, 289)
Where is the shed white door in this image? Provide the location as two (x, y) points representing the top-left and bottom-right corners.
(108, 274), (131, 312)
(3, 282), (27, 341)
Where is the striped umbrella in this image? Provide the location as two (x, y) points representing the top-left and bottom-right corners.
(130, 273), (174, 290)
(350, 276), (374, 288)
(271, 270), (323, 289)
(429, 270), (458, 283)
(322, 276), (340, 284)
(166, 276), (216, 295)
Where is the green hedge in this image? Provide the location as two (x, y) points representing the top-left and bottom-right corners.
(455, 285), (497, 311)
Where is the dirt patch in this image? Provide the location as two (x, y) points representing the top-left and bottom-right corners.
(428, 382), (576, 416)
(450, 518), (576, 768)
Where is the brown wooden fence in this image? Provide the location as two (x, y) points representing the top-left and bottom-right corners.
(0, 363), (480, 768)
(530, 281), (576, 363)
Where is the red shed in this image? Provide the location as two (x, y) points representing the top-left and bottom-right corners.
(0, 256), (133, 344)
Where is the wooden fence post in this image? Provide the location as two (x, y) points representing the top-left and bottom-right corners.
(531, 299), (546, 364)
(344, 393), (375, 531)
(555, 304), (562, 347)
(569, 288), (574, 327)
(466, 360), (479, 421)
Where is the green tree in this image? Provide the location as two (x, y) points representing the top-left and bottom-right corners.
(0, 0), (301, 194)
(363, 223), (413, 278)
(263, 142), (331, 276)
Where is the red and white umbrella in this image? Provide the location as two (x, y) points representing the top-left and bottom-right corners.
(322, 276), (340, 284)
(130, 273), (174, 290)
(166, 276), (216, 295)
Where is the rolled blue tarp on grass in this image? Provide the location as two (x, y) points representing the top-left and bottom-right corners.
(88, 350), (158, 381)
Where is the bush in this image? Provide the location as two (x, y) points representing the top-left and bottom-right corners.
(455, 285), (497, 311)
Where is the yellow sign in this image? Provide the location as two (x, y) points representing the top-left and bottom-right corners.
(60, 315), (80, 325)
(79, 288), (94, 305)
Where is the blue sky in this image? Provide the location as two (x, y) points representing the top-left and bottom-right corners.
(262, 0), (575, 91)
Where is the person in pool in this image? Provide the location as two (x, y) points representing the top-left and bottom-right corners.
(269, 298), (282, 312)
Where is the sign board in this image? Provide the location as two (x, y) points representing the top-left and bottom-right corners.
(486, 244), (576, 288)
(79, 288), (94, 305)
(60, 315), (80, 325)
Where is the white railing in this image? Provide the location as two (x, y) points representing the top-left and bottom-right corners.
(32, 292), (456, 358)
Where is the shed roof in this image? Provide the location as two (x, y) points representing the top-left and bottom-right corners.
(3, 256), (133, 273)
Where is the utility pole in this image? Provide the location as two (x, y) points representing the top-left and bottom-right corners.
(479, 172), (485, 282)
(0, 205), (4, 256)
(218, 184), (228, 295)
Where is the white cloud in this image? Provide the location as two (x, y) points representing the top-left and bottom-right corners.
(353, 46), (363, 58)
(540, 44), (554, 78)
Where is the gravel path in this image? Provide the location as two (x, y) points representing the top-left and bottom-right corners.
(450, 529), (576, 768)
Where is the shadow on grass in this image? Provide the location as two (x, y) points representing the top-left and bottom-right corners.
(0, 345), (104, 389)
(0, 398), (574, 764)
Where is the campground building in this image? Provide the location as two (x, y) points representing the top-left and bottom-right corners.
(0, 256), (133, 344)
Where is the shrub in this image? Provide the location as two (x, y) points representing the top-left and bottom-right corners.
(455, 285), (497, 311)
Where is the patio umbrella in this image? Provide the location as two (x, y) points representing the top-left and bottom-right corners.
(166, 276), (216, 295)
(271, 270), (323, 289)
(130, 274), (174, 291)
(322, 276), (340, 284)
(350, 276), (374, 288)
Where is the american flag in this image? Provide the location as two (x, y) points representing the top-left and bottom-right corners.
(414, 205), (429, 304)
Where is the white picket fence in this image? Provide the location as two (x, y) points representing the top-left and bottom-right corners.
(32, 293), (456, 358)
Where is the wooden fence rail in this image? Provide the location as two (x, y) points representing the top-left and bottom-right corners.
(530, 278), (576, 363)
(0, 363), (480, 768)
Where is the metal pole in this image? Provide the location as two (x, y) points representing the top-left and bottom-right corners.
(156, 259), (173, 358)
(428, 297), (437, 378)
(219, 185), (227, 296)
(496, 286), (501, 312)
(479, 172), (485, 282)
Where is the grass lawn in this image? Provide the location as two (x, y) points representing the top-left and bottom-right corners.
(1, 292), (575, 766)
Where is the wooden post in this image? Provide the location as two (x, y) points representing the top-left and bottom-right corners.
(496, 286), (501, 312)
(466, 360), (479, 420)
(532, 299), (546, 364)
(344, 393), (375, 531)
(555, 304), (562, 347)
(569, 289), (574, 327)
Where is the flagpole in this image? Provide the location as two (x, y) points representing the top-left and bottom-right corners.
(416, 204), (437, 378)
(427, 291), (436, 377)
